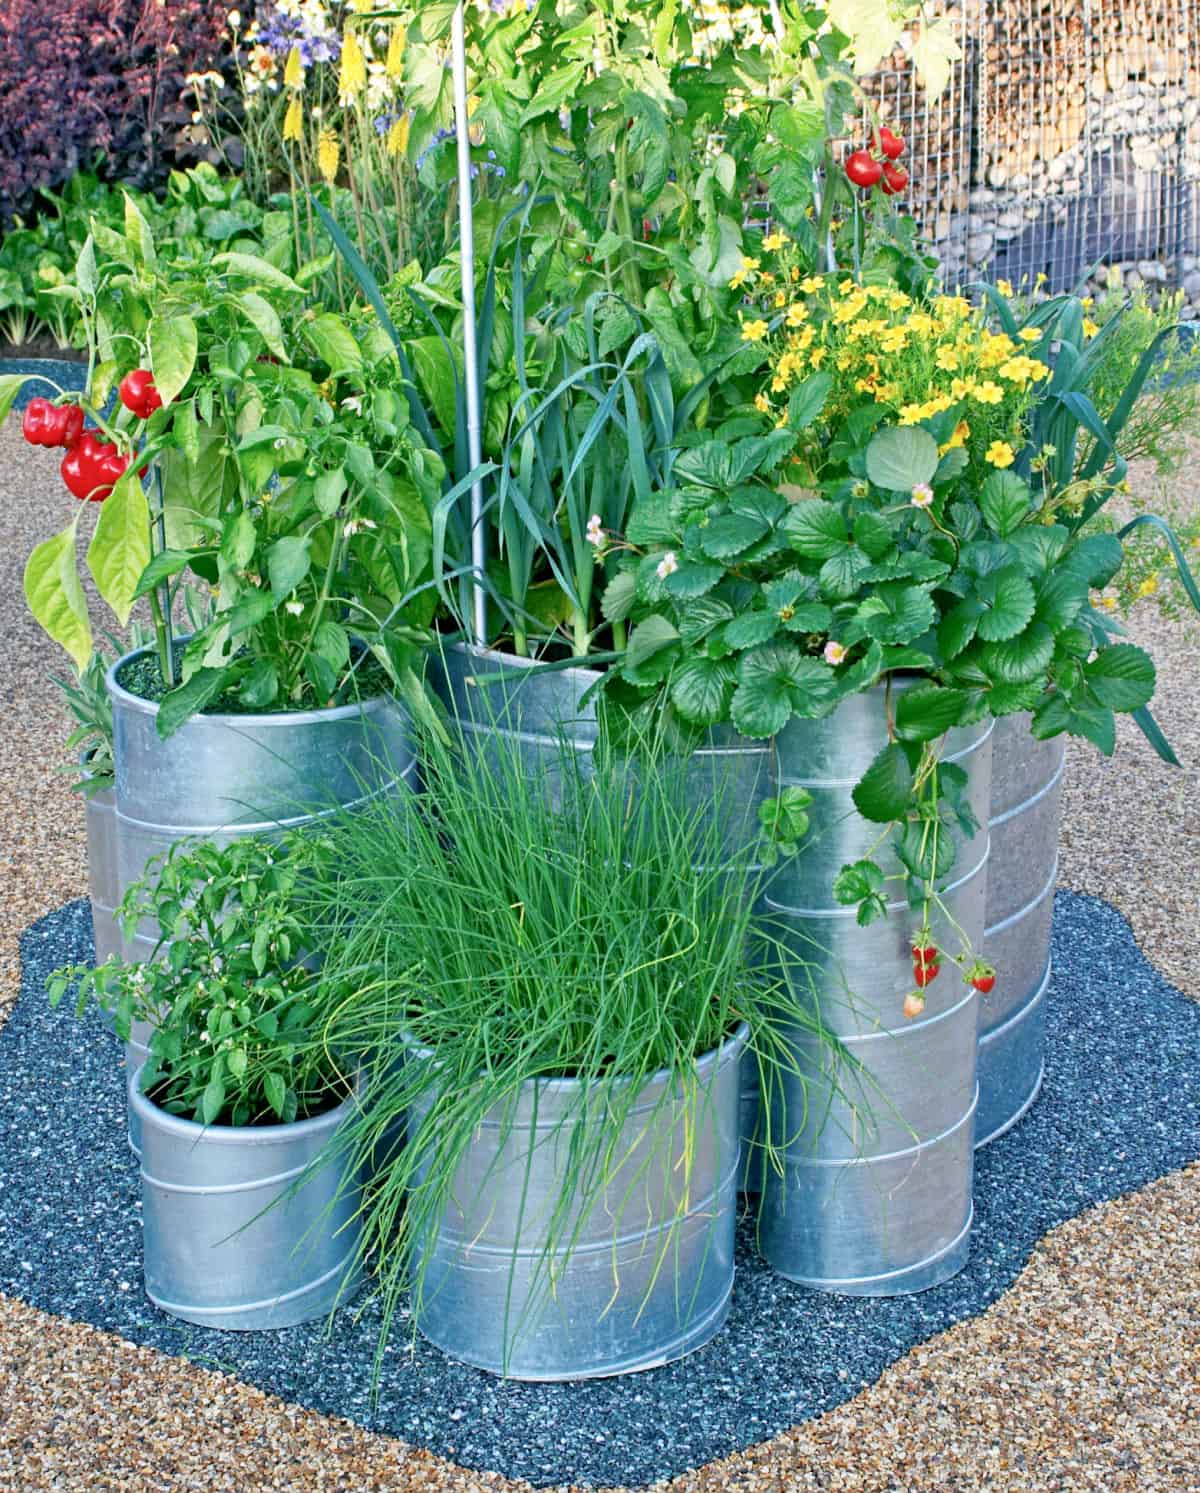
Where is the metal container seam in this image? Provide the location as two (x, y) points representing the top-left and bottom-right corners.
(785, 1084), (979, 1169)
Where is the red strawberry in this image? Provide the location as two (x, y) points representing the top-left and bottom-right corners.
(914, 962), (940, 988)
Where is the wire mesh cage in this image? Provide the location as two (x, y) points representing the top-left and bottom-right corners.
(865, 0), (1200, 314)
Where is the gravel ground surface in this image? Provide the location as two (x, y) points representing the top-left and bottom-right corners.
(2, 891), (1198, 1487)
(0, 414), (1198, 1490)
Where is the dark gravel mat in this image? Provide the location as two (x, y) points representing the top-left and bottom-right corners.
(2, 892), (1198, 1488)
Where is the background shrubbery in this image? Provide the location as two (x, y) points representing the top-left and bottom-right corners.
(0, 0), (235, 222)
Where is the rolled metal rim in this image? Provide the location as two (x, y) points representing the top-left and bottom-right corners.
(408, 1020), (749, 1118)
(436, 639), (604, 690)
(107, 643), (399, 729)
(127, 1065), (356, 1147)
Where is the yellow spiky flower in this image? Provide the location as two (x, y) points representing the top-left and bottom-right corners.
(386, 24), (407, 79)
(386, 114), (410, 158)
(339, 28), (366, 101)
(282, 96), (303, 143)
(283, 45), (303, 91)
(317, 128), (340, 183)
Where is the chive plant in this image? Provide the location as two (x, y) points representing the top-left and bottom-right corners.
(304, 718), (855, 1374)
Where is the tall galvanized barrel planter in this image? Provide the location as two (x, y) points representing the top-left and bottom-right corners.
(110, 644), (416, 1148)
(84, 784), (123, 967)
(409, 1023), (748, 1379)
(759, 686), (993, 1295)
(130, 1068), (363, 1330)
(976, 713), (1064, 1145)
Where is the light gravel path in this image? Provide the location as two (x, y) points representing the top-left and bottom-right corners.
(0, 421), (1196, 1491)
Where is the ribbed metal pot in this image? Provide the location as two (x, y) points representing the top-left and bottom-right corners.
(108, 644), (416, 1129)
(758, 685), (993, 1295)
(430, 645), (777, 1191)
(84, 785), (123, 967)
(976, 713), (1064, 1146)
(408, 1023), (748, 1380)
(131, 1067), (363, 1330)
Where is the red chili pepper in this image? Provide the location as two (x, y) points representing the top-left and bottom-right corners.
(118, 369), (163, 420)
(844, 150), (883, 189)
(60, 431), (130, 503)
(877, 127), (905, 160)
(880, 162), (909, 196)
(21, 397), (85, 450)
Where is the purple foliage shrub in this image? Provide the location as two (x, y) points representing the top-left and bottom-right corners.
(0, 0), (235, 221)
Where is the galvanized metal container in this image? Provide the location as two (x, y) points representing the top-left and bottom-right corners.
(84, 784), (124, 968)
(109, 644), (416, 964)
(977, 713), (1064, 1146)
(759, 686), (992, 1295)
(131, 1066), (363, 1330)
(110, 643), (415, 1151)
(409, 1023), (748, 1379)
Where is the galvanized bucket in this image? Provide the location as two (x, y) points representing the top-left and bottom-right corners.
(131, 1067), (363, 1330)
(409, 1023), (748, 1380)
(109, 644), (416, 965)
(759, 685), (992, 1295)
(108, 644), (416, 1141)
(977, 713), (1063, 1146)
(84, 784), (123, 967)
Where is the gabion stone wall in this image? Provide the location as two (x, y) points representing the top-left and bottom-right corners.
(865, 0), (1200, 315)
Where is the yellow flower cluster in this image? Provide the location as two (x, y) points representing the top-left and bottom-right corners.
(732, 253), (1050, 479)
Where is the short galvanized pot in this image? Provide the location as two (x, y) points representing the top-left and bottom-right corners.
(430, 645), (775, 1191)
(409, 1023), (748, 1380)
(977, 713), (1063, 1146)
(758, 685), (993, 1295)
(130, 1067), (363, 1330)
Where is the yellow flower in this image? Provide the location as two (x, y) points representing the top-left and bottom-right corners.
(759, 270), (775, 286)
(1019, 326), (1042, 342)
(284, 45), (303, 90)
(1082, 318), (1099, 339)
(339, 28), (366, 101)
(317, 128), (340, 183)
(754, 392), (772, 413)
(935, 345), (960, 372)
(1081, 296), (1094, 309)
(996, 279), (1014, 297)
(838, 278), (855, 295)
(950, 376), (978, 400)
(762, 230), (789, 251)
(785, 302), (807, 327)
(799, 275), (824, 294)
(741, 319), (769, 342)
(386, 115), (410, 157)
(774, 289), (787, 308)
(832, 292), (867, 324)
(1100, 594), (1118, 610)
(939, 420), (970, 454)
(386, 24), (407, 79)
(907, 313), (937, 337)
(808, 345), (826, 368)
(282, 96), (303, 143)
(791, 266), (800, 281)
(971, 380), (1005, 405)
(898, 403), (925, 426)
(985, 440), (1015, 468)
(1138, 573), (1159, 597)
(1036, 271), (1048, 285)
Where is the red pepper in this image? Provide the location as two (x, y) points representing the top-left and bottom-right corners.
(60, 431), (130, 503)
(118, 369), (163, 420)
(844, 150), (883, 189)
(22, 397), (85, 449)
(877, 127), (905, 160)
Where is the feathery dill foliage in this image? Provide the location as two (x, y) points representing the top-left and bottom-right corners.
(308, 723), (820, 1369)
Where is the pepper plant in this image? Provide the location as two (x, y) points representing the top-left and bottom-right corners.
(49, 833), (349, 1127)
(3, 197), (446, 736)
